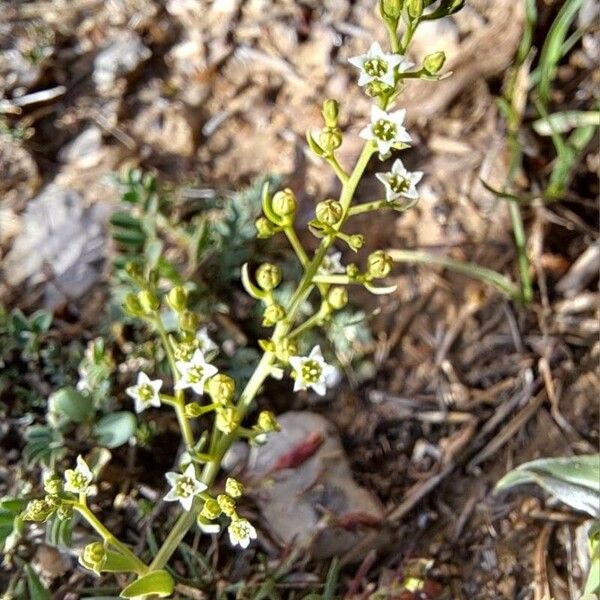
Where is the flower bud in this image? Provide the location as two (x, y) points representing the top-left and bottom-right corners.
(274, 338), (298, 362)
(179, 310), (199, 333)
(167, 286), (188, 312)
(321, 99), (339, 128)
(316, 199), (343, 226)
(319, 126), (342, 153)
(82, 542), (106, 574)
(44, 474), (63, 495)
(346, 263), (360, 279)
(57, 504), (74, 520)
(423, 51), (445, 74)
(206, 374), (235, 405)
(217, 494), (237, 517)
(262, 303), (286, 327)
(201, 498), (222, 520)
(257, 410), (280, 433)
(379, 0), (403, 20)
(123, 293), (143, 316)
(348, 234), (365, 251)
(365, 80), (395, 98)
(328, 286), (348, 310)
(184, 402), (203, 418)
(138, 290), (160, 314)
(406, 0), (423, 19)
(256, 217), (276, 238)
(367, 250), (393, 278)
(216, 407), (240, 434)
(225, 477), (244, 498)
(256, 263), (282, 291)
(272, 188), (297, 218)
(22, 498), (55, 522)
(125, 261), (143, 280)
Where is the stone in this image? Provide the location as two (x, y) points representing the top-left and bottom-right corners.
(244, 411), (385, 560)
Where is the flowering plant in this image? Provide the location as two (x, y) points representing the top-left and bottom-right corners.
(18, 1), (464, 597)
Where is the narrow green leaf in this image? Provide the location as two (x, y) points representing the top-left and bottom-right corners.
(24, 564), (51, 600)
(112, 228), (147, 247)
(110, 211), (144, 230)
(119, 570), (174, 599)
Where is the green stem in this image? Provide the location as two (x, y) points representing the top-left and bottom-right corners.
(284, 226), (309, 267)
(388, 249), (522, 300)
(76, 503), (148, 575)
(326, 155), (349, 183)
(385, 19), (401, 53)
(347, 199), (388, 216)
(149, 138), (376, 572)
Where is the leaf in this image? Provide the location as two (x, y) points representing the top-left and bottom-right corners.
(536, 0), (584, 107)
(533, 111), (600, 135)
(46, 514), (74, 549)
(24, 564), (51, 600)
(93, 412), (137, 448)
(119, 570), (174, 599)
(496, 455), (600, 517)
(50, 386), (93, 423)
(110, 211), (144, 230)
(30, 310), (53, 333)
(113, 228), (147, 247)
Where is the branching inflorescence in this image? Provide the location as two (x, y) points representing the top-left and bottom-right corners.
(20, 1), (464, 597)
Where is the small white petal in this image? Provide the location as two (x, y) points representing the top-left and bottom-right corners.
(180, 495), (194, 511)
(164, 489), (179, 502)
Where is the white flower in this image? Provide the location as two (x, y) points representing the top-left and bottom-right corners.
(64, 455), (93, 495)
(359, 105), (411, 157)
(198, 518), (220, 534)
(319, 251), (345, 275)
(376, 158), (423, 202)
(175, 349), (218, 395)
(348, 42), (411, 88)
(288, 345), (337, 396)
(164, 463), (207, 511)
(228, 518), (257, 549)
(126, 372), (162, 413)
(196, 327), (217, 354)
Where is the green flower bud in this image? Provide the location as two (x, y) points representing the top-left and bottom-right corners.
(179, 310), (199, 333)
(274, 338), (298, 362)
(348, 234), (365, 251)
(125, 261), (143, 280)
(201, 498), (222, 520)
(367, 250), (393, 278)
(256, 216), (276, 238)
(217, 493), (237, 517)
(328, 286), (348, 310)
(262, 303), (286, 327)
(44, 474), (63, 495)
(346, 263), (360, 279)
(256, 263), (282, 291)
(206, 373), (236, 405)
(272, 188), (297, 218)
(138, 290), (160, 314)
(215, 407), (240, 434)
(56, 504), (74, 520)
(184, 402), (203, 418)
(321, 99), (340, 128)
(45, 494), (62, 509)
(319, 126), (342, 153)
(81, 542), (106, 574)
(225, 477), (244, 498)
(365, 80), (395, 99)
(257, 410), (280, 433)
(167, 286), (188, 312)
(123, 293), (144, 316)
(316, 199), (343, 226)
(423, 51), (445, 74)
(379, 0), (403, 20)
(22, 499), (55, 522)
(174, 341), (195, 361)
(407, 0), (423, 19)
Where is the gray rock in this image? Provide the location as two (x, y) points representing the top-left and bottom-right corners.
(93, 31), (151, 92)
(2, 185), (109, 307)
(58, 126), (104, 168)
(244, 411), (385, 560)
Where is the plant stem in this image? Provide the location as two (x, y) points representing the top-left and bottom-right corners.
(149, 139), (376, 572)
(347, 199), (388, 216)
(284, 226), (309, 267)
(76, 503), (148, 574)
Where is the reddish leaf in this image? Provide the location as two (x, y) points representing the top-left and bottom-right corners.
(271, 431), (323, 471)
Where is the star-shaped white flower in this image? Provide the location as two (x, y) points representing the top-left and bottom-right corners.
(359, 105), (412, 157)
(288, 345), (337, 396)
(64, 455), (94, 495)
(348, 42), (411, 87)
(196, 327), (217, 354)
(319, 251), (346, 275)
(175, 349), (218, 395)
(228, 518), (257, 549)
(126, 372), (162, 413)
(376, 158), (423, 202)
(164, 463), (207, 511)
